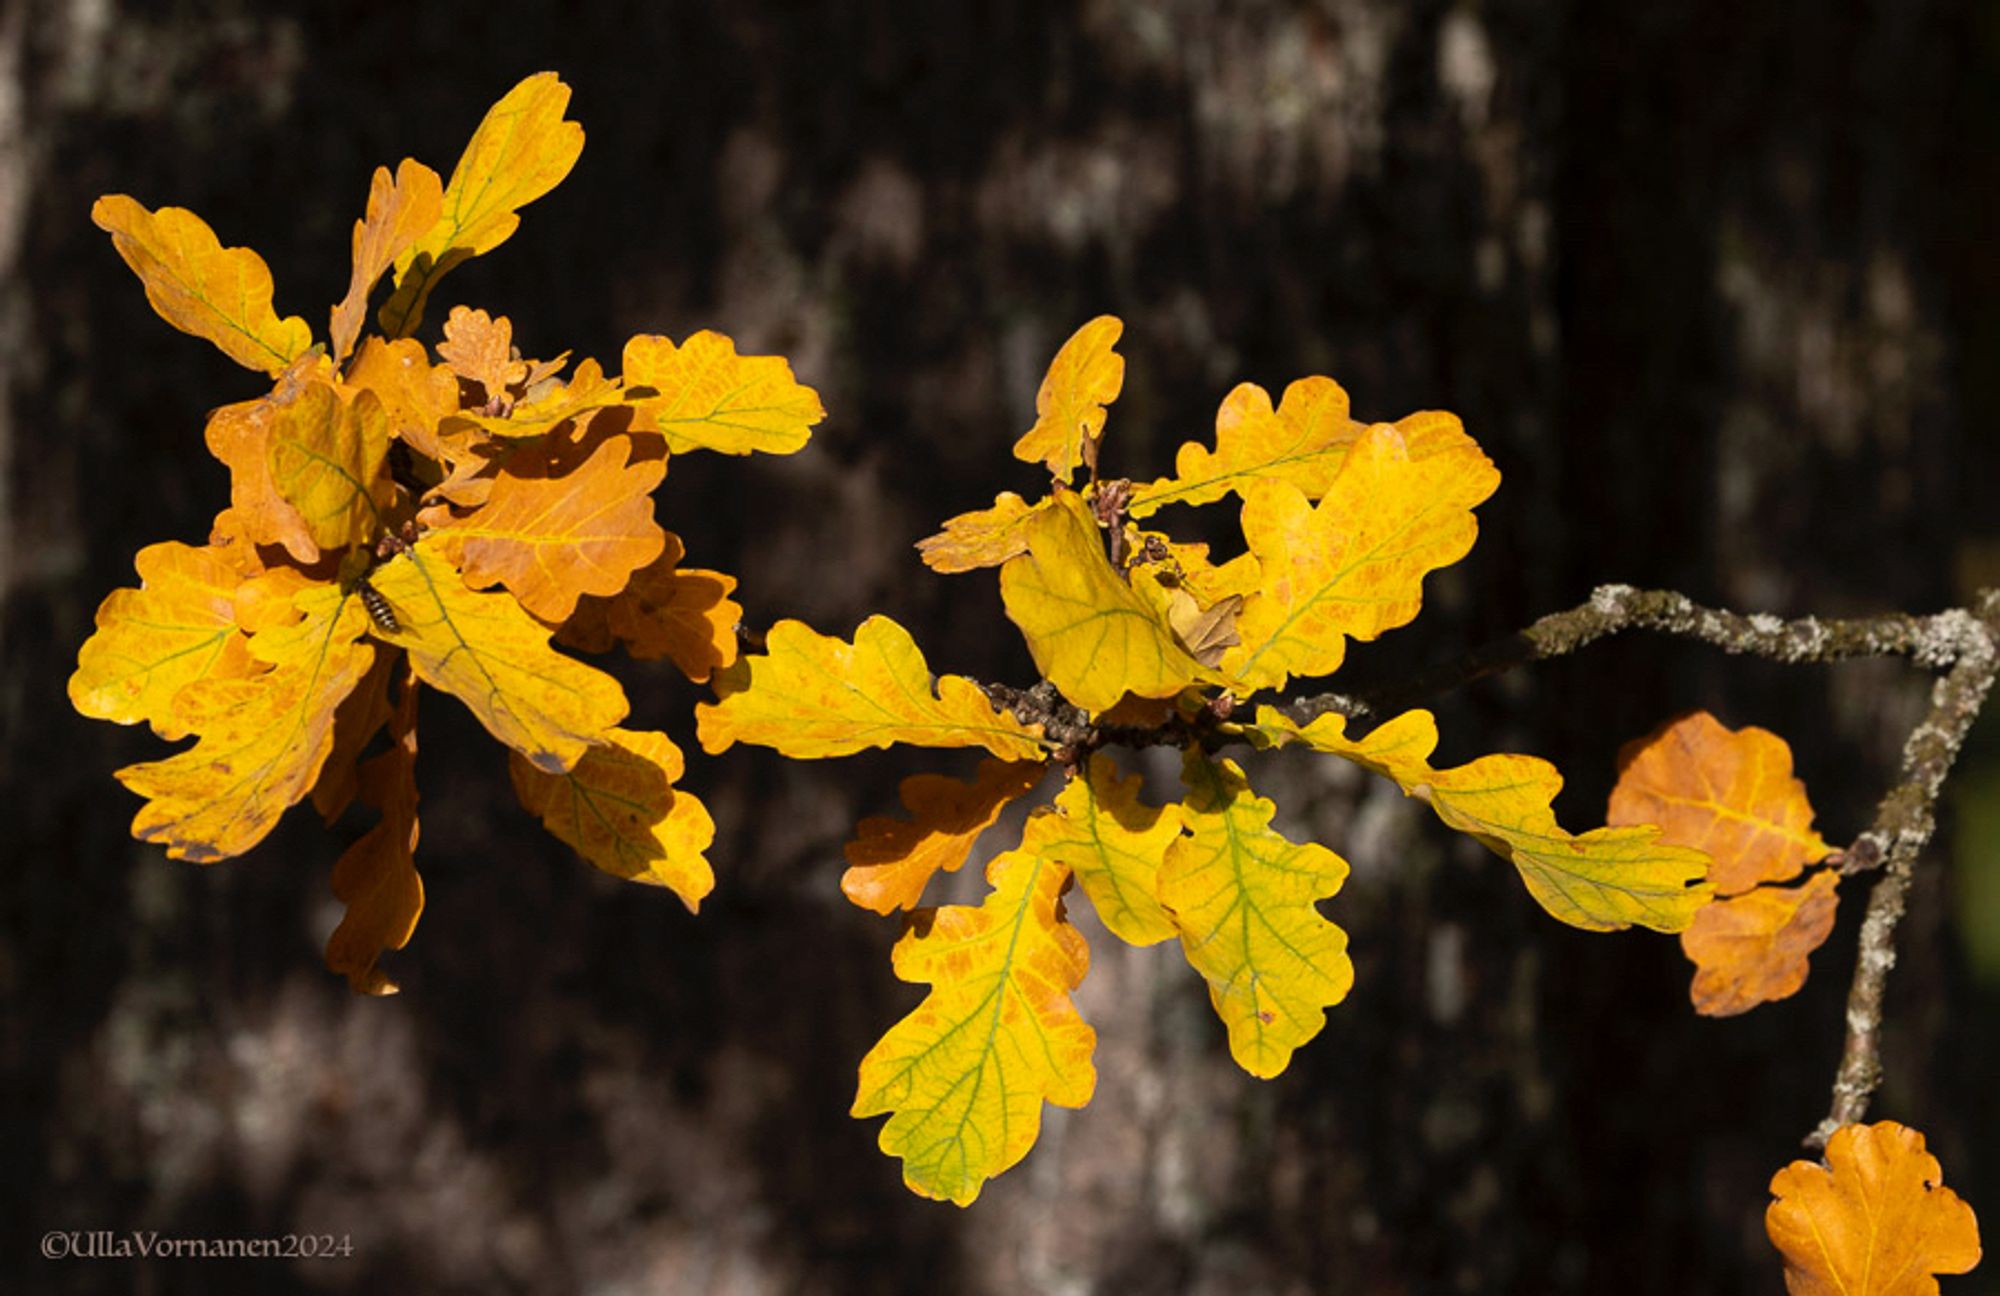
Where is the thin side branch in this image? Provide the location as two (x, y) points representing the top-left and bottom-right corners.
(1806, 589), (2000, 1149)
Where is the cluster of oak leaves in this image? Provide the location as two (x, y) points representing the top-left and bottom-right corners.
(68, 74), (1978, 1287)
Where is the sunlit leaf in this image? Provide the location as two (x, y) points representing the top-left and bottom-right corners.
(510, 727), (715, 910)
(841, 759), (1047, 913)
(91, 195), (312, 374)
(381, 72), (584, 336)
(1226, 420), (1499, 691)
(1256, 707), (1712, 933)
(1682, 870), (1841, 1017)
(917, 492), (1046, 574)
(115, 585), (375, 862)
(1012, 315), (1124, 481)
(436, 305), (528, 398)
(1159, 749), (1352, 1078)
(1609, 710), (1831, 895)
(329, 159), (444, 363)
(1129, 377), (1361, 516)
(999, 492), (1220, 713)
(266, 380), (392, 553)
(343, 336), (461, 461)
(1034, 754), (1182, 947)
(623, 331), (823, 455)
(364, 535), (628, 773)
(558, 533), (743, 684)
(696, 615), (1046, 761)
(1767, 1121), (1982, 1295)
(851, 845), (1095, 1206)
(204, 353), (336, 564)
(324, 666), (423, 995)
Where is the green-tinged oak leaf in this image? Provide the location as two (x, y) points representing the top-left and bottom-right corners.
(91, 195), (312, 375)
(266, 380), (392, 553)
(696, 615), (1046, 761)
(1130, 377), (1360, 516)
(329, 159), (444, 363)
(422, 431), (666, 622)
(842, 759), (1047, 913)
(917, 492), (1046, 573)
(381, 72), (584, 337)
(622, 331), (824, 455)
(851, 846), (1096, 1206)
(324, 668), (423, 995)
(1682, 870), (1841, 1017)
(1034, 754), (1182, 947)
(1226, 420), (1499, 691)
(1256, 707), (1712, 933)
(1767, 1121), (1982, 1295)
(364, 535), (628, 772)
(1608, 710), (1831, 896)
(114, 586), (375, 862)
(69, 541), (266, 740)
(1013, 315), (1124, 481)
(510, 727), (715, 910)
(1159, 749), (1352, 1078)
(999, 491), (1221, 713)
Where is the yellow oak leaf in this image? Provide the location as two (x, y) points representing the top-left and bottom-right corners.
(1767, 1121), (1982, 1295)
(436, 305), (528, 398)
(851, 845), (1096, 1206)
(324, 667), (423, 995)
(1158, 749), (1352, 1078)
(451, 358), (624, 440)
(381, 72), (584, 337)
(510, 727), (716, 910)
(916, 492), (1046, 573)
(114, 585), (376, 862)
(1682, 870), (1841, 1017)
(1608, 710), (1831, 895)
(1013, 315), (1124, 481)
(622, 331), (823, 455)
(205, 354), (336, 564)
(1129, 377), (1361, 516)
(422, 431), (666, 622)
(329, 158), (444, 363)
(841, 759), (1047, 913)
(266, 380), (392, 553)
(999, 491), (1220, 714)
(1226, 420), (1500, 691)
(309, 648), (398, 824)
(344, 336), (461, 461)
(363, 535), (628, 772)
(1255, 707), (1713, 933)
(1034, 754), (1182, 947)
(557, 534), (743, 683)
(696, 616), (1047, 761)
(91, 195), (312, 375)
(69, 541), (266, 740)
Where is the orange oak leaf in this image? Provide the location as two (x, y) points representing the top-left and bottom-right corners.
(381, 72), (584, 337)
(1013, 315), (1124, 481)
(363, 535), (628, 773)
(1226, 419), (1499, 692)
(917, 492), (1046, 573)
(437, 306), (528, 399)
(697, 616), (1047, 762)
(324, 667), (423, 996)
(69, 541), (265, 740)
(1129, 376), (1362, 516)
(329, 158), (444, 364)
(1767, 1121), (1982, 1295)
(265, 381), (392, 553)
(622, 331), (824, 455)
(451, 358), (624, 440)
(1682, 870), (1841, 1016)
(558, 534), (744, 683)
(510, 727), (716, 910)
(114, 586), (375, 862)
(91, 195), (312, 375)
(841, 759), (1048, 913)
(1608, 710), (1832, 895)
(310, 647), (398, 824)
(204, 353), (336, 564)
(422, 431), (666, 622)
(344, 336), (462, 462)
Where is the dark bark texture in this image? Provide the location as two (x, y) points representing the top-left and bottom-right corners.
(6, 2), (1998, 1293)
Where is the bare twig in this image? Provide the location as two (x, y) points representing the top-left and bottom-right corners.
(1806, 589), (2000, 1149)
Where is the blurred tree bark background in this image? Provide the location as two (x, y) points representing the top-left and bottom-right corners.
(5, 2), (1998, 1292)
